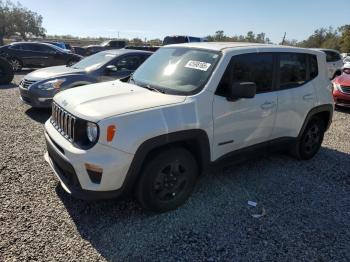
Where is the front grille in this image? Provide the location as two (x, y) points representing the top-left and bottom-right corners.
(50, 102), (76, 142)
(340, 86), (350, 94)
(20, 79), (37, 89)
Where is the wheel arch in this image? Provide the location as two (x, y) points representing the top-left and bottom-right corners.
(298, 104), (333, 138)
(121, 129), (211, 195)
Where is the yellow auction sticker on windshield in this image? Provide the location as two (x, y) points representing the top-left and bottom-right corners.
(185, 60), (211, 71)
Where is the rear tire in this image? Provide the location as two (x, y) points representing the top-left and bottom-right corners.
(136, 147), (198, 212)
(291, 117), (325, 160)
(0, 57), (14, 85)
(8, 57), (22, 71)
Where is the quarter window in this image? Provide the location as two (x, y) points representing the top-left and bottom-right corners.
(279, 53), (307, 89)
(309, 55), (318, 79)
(216, 53), (274, 96)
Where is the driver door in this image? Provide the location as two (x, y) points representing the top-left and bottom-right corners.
(212, 52), (277, 160)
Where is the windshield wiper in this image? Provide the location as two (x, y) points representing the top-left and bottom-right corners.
(141, 84), (165, 93)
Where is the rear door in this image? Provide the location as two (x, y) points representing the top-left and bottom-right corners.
(212, 52), (278, 160)
(271, 53), (317, 139)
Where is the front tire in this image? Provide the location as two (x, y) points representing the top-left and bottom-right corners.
(0, 57), (14, 85)
(291, 117), (325, 160)
(136, 147), (198, 212)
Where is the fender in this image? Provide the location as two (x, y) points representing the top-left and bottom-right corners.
(120, 129), (211, 195)
(298, 104), (333, 138)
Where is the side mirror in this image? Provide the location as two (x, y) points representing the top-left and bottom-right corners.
(227, 82), (256, 101)
(106, 65), (118, 73)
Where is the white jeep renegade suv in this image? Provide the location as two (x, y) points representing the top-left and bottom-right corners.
(44, 42), (334, 212)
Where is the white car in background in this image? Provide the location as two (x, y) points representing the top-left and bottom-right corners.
(316, 49), (343, 79)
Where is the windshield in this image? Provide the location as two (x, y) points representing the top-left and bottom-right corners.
(131, 47), (220, 94)
(71, 52), (117, 70)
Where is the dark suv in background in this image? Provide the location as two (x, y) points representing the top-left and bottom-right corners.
(0, 42), (83, 71)
(84, 40), (127, 56)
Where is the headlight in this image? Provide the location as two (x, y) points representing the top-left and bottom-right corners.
(37, 79), (66, 90)
(333, 83), (342, 91)
(86, 122), (98, 143)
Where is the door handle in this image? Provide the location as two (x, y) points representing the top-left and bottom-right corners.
(260, 101), (275, 109)
(303, 94), (314, 101)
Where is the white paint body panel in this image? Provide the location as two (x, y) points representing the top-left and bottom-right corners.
(45, 42), (334, 193)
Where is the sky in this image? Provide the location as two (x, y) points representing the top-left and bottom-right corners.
(18, 0), (350, 43)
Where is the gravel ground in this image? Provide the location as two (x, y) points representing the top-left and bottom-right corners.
(1, 73), (350, 261)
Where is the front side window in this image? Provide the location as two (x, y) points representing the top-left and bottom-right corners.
(279, 53), (307, 89)
(131, 47), (220, 94)
(216, 53), (274, 96)
(116, 55), (142, 71)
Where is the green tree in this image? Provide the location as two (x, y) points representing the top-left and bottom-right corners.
(339, 25), (350, 53)
(0, 0), (45, 45)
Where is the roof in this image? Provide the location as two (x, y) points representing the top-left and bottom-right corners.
(165, 42), (319, 54)
(166, 42), (268, 51)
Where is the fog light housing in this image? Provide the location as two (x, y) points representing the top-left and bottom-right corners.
(85, 163), (103, 184)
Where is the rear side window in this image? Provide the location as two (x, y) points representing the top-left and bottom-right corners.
(279, 53), (307, 89)
(324, 51), (341, 62)
(9, 44), (21, 50)
(309, 55), (318, 79)
(216, 53), (274, 96)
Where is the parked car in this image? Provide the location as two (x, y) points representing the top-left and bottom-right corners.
(44, 42), (333, 212)
(332, 63), (350, 107)
(316, 49), (343, 79)
(0, 42), (83, 71)
(84, 40), (127, 56)
(19, 49), (152, 108)
(0, 57), (14, 85)
(163, 35), (207, 45)
(72, 46), (86, 56)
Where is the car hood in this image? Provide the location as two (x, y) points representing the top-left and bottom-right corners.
(25, 66), (85, 81)
(333, 74), (350, 85)
(54, 81), (187, 122)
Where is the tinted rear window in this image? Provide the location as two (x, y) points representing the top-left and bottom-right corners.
(310, 55), (318, 79)
(279, 53), (307, 89)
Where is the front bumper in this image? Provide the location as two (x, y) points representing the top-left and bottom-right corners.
(44, 120), (134, 200)
(19, 86), (53, 108)
(333, 89), (350, 107)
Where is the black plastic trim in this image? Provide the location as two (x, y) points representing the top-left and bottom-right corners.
(298, 104), (333, 137)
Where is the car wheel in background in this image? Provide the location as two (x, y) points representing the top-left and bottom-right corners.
(136, 147), (198, 212)
(0, 57), (15, 85)
(291, 117), (325, 160)
(9, 57), (22, 72)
